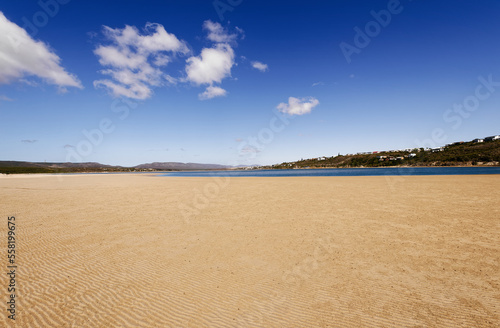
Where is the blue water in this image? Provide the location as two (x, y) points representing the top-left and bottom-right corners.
(161, 167), (500, 177)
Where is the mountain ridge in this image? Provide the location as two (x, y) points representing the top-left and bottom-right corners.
(0, 161), (232, 174)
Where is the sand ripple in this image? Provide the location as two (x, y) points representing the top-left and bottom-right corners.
(0, 174), (498, 327)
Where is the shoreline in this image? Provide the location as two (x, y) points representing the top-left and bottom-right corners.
(2, 165), (500, 178)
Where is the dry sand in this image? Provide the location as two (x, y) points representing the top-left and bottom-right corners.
(0, 173), (499, 327)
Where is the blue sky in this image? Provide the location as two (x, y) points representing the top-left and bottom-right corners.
(1, 0), (500, 166)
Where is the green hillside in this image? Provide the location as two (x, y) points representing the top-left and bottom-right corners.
(265, 139), (500, 170)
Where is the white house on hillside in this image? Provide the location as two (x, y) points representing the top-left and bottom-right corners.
(484, 135), (500, 142)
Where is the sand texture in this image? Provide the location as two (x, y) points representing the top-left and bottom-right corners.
(0, 173), (499, 327)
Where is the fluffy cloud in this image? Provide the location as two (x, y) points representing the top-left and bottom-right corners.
(184, 21), (238, 100)
(251, 61), (268, 72)
(185, 43), (234, 85)
(277, 97), (319, 116)
(0, 12), (82, 90)
(203, 20), (238, 43)
(93, 20), (238, 101)
(93, 23), (188, 99)
(199, 86), (227, 100)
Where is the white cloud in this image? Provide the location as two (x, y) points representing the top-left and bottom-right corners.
(101, 23), (189, 54)
(203, 20), (238, 43)
(277, 97), (319, 116)
(0, 12), (82, 90)
(184, 22), (239, 101)
(312, 81), (324, 87)
(251, 61), (268, 72)
(0, 95), (13, 102)
(235, 27), (245, 40)
(185, 43), (234, 85)
(93, 23), (188, 99)
(93, 21), (240, 101)
(153, 54), (170, 67)
(199, 86), (227, 100)
(94, 79), (153, 100)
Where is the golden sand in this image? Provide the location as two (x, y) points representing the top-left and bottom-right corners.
(1, 173), (499, 327)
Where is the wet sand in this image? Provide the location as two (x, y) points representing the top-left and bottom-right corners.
(1, 173), (499, 327)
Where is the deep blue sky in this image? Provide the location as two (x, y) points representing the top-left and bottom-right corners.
(1, 0), (500, 166)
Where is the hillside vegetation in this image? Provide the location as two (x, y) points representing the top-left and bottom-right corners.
(2, 139), (499, 174)
(264, 139), (500, 170)
(0, 161), (229, 174)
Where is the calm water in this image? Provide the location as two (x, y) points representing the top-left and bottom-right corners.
(161, 167), (500, 177)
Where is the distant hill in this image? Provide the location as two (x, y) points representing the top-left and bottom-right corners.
(3, 136), (499, 174)
(262, 138), (500, 170)
(0, 161), (230, 174)
(0, 161), (119, 168)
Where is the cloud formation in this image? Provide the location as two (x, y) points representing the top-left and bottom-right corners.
(93, 20), (241, 101)
(199, 85), (227, 100)
(185, 43), (234, 85)
(0, 12), (82, 90)
(93, 23), (188, 99)
(185, 21), (238, 100)
(251, 61), (268, 72)
(277, 97), (319, 116)
(203, 20), (238, 43)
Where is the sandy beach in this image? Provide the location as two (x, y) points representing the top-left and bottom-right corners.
(1, 173), (499, 327)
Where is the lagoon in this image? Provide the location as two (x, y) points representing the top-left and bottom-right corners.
(162, 166), (500, 177)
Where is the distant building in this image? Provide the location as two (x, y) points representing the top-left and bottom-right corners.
(431, 147), (444, 152)
(409, 153), (417, 158)
(484, 135), (500, 142)
(473, 138), (484, 143)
